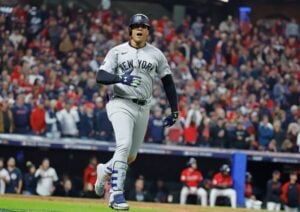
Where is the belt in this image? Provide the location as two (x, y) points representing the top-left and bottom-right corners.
(115, 96), (147, 106)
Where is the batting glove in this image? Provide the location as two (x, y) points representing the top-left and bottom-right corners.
(120, 68), (142, 87)
(163, 111), (179, 127)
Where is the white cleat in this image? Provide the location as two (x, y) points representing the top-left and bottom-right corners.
(94, 163), (111, 197)
(109, 191), (129, 211)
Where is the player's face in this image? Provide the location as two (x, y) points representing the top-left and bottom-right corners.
(130, 24), (149, 47)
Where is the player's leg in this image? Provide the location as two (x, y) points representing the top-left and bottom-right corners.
(180, 186), (190, 205)
(245, 198), (253, 209)
(209, 188), (219, 207)
(127, 105), (150, 164)
(197, 187), (207, 206)
(223, 188), (237, 208)
(266, 202), (275, 211)
(107, 112), (135, 210)
(275, 203), (281, 211)
(95, 112), (134, 198)
(253, 200), (262, 209)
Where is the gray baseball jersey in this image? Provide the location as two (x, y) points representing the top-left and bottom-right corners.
(99, 42), (171, 100)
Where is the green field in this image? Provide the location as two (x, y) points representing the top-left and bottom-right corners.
(0, 195), (269, 212)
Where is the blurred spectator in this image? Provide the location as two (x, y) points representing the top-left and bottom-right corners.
(183, 104), (202, 146)
(0, 158), (10, 194)
(210, 164), (236, 208)
(258, 115), (273, 150)
(56, 100), (80, 138)
(211, 117), (227, 148)
(0, 98), (15, 133)
(281, 171), (300, 212)
(270, 120), (285, 152)
(78, 102), (94, 139)
(266, 170), (282, 211)
(5, 157), (23, 194)
(11, 94), (31, 134)
(197, 117), (212, 147)
(147, 107), (164, 144)
(244, 172), (262, 210)
(35, 158), (58, 196)
(55, 177), (78, 197)
(180, 157), (207, 206)
(127, 175), (152, 202)
(22, 161), (37, 195)
(233, 121), (251, 149)
(164, 119), (183, 145)
(83, 156), (97, 198)
(285, 19), (299, 38)
(219, 15), (237, 34)
(93, 97), (113, 141)
(191, 17), (204, 41)
(283, 123), (300, 153)
(151, 179), (169, 203)
(30, 99), (46, 135)
(45, 99), (61, 139)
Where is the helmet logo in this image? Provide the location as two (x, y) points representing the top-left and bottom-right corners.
(136, 16), (142, 21)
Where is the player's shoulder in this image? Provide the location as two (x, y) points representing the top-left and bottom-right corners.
(111, 42), (130, 51)
(146, 43), (163, 54)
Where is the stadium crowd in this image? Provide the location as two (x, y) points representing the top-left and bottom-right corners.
(0, 3), (299, 153)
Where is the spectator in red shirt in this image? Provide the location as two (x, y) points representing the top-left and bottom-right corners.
(244, 172), (262, 210)
(180, 157), (207, 206)
(281, 171), (300, 212)
(210, 164), (236, 208)
(30, 99), (46, 135)
(83, 156), (98, 198)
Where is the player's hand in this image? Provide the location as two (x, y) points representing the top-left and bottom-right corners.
(120, 68), (142, 87)
(163, 111), (178, 127)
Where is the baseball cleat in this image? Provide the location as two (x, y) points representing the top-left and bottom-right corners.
(109, 191), (129, 210)
(95, 163), (111, 196)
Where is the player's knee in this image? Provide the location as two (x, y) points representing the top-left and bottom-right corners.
(127, 155), (136, 164)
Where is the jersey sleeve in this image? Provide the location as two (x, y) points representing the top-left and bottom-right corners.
(156, 50), (172, 78)
(99, 48), (118, 74)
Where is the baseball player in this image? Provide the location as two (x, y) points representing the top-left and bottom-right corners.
(180, 157), (207, 206)
(94, 13), (178, 210)
(209, 164), (237, 208)
(244, 172), (262, 210)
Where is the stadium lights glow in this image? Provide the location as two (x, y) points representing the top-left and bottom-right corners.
(219, 0), (229, 3)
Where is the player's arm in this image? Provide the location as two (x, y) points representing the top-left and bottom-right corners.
(96, 69), (141, 87)
(96, 69), (122, 85)
(161, 74), (178, 127)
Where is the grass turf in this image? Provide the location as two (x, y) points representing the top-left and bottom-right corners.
(0, 195), (270, 212)
(0, 197), (156, 212)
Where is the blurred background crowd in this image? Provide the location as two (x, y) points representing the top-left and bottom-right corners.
(0, 3), (299, 153)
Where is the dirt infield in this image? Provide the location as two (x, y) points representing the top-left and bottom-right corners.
(3, 194), (265, 212)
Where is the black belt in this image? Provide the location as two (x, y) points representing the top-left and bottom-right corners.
(115, 96), (147, 106)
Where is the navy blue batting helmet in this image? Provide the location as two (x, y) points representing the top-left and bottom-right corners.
(129, 13), (150, 28)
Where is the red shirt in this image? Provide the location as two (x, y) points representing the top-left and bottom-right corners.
(180, 167), (203, 187)
(83, 165), (97, 186)
(184, 125), (198, 144)
(245, 182), (253, 197)
(30, 108), (46, 133)
(212, 172), (233, 188)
